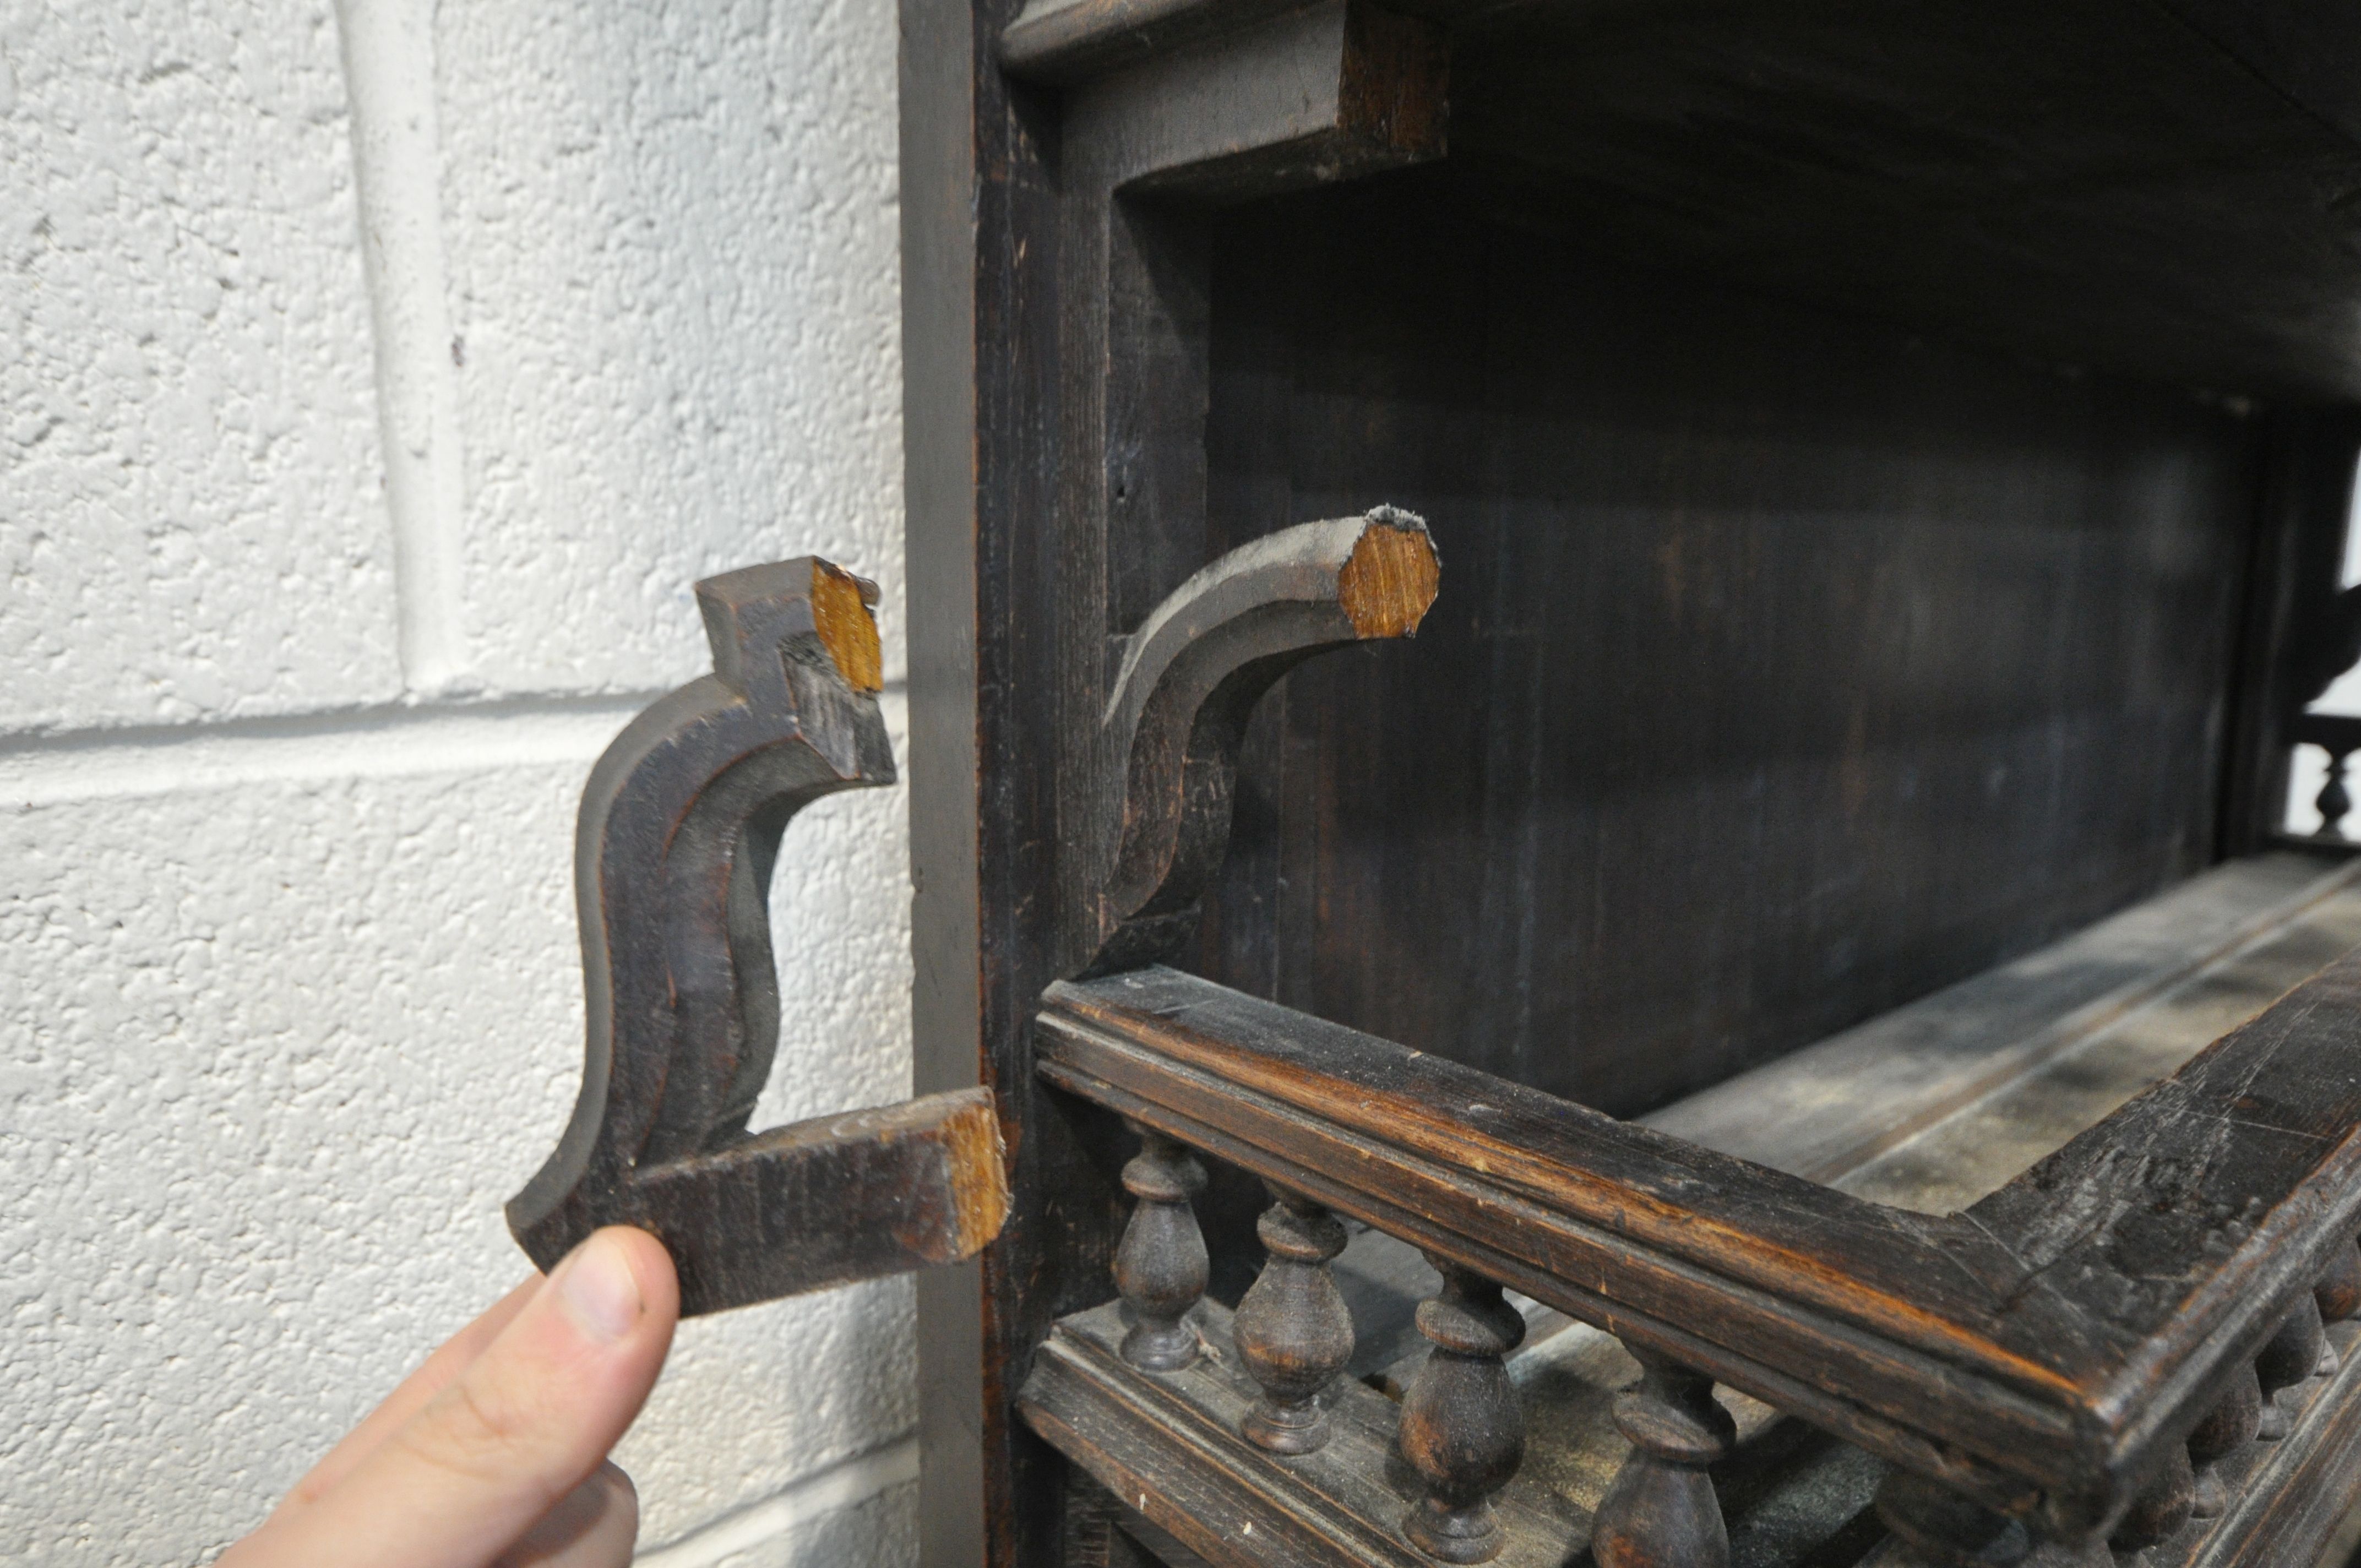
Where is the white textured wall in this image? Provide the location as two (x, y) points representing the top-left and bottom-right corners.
(1, 1), (913, 1564)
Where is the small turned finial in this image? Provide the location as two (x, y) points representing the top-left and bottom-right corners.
(1112, 1123), (1207, 1371)
(1397, 1260), (1527, 1562)
(2186, 1359), (2264, 1518)
(2319, 749), (2355, 839)
(1232, 1185), (1355, 1453)
(2108, 1443), (2195, 1553)
(2254, 1292), (2327, 1440)
(1592, 1346), (1736, 1568)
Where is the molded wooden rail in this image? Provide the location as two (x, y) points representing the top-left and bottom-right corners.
(1032, 958), (2361, 1559)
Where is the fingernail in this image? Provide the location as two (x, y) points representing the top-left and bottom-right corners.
(556, 1232), (644, 1343)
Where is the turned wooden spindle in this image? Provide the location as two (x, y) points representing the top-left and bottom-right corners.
(2108, 1442), (2196, 1553)
(2319, 747), (2356, 840)
(2315, 1238), (2361, 1323)
(2312, 1238), (2360, 1379)
(2254, 1292), (2327, 1441)
(1232, 1184), (1355, 1453)
(2185, 1359), (2264, 1519)
(1593, 1347), (1736, 1568)
(1112, 1123), (1207, 1371)
(1397, 1261), (1527, 1563)
(1873, 1471), (2025, 1567)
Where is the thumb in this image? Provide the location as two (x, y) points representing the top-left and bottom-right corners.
(229, 1227), (679, 1568)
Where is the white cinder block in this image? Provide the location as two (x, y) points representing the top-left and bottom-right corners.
(671, 1479), (918, 1568)
(433, 0), (905, 698)
(1, 741), (914, 1564)
(0, 0), (404, 732)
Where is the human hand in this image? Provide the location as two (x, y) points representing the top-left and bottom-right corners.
(220, 1227), (681, 1568)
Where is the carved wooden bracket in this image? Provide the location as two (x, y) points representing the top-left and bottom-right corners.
(509, 558), (1010, 1316)
(997, 0), (1450, 977)
(1085, 508), (1439, 974)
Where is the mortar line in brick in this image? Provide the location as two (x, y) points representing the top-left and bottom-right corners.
(0, 686), (909, 808)
(334, 0), (469, 695)
(631, 1436), (921, 1568)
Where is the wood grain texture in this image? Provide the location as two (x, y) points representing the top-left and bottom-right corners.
(1232, 1186), (1354, 1453)
(1019, 1297), (1587, 1568)
(1116, 1125), (1213, 1370)
(506, 559), (1008, 1316)
(909, 0), (2361, 1560)
(1429, 0), (2361, 400)
(1591, 1349), (1734, 1568)
(1091, 511), (1439, 975)
(2158, 1321), (2361, 1568)
(905, 1), (1452, 1556)
(1195, 183), (2267, 1119)
(1396, 1262), (1528, 1562)
(1036, 954), (2361, 1537)
(1650, 854), (2361, 1186)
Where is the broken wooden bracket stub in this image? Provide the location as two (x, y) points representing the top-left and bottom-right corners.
(508, 557), (1010, 1316)
(1087, 508), (1440, 974)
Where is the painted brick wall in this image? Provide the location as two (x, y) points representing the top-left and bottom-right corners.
(1, 1), (915, 1563)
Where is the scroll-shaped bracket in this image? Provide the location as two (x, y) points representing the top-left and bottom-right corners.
(509, 557), (1010, 1316)
(1085, 508), (1440, 976)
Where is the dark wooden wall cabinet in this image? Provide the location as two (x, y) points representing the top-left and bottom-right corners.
(896, 0), (2361, 1564)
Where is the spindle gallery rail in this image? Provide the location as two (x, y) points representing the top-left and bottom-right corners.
(1024, 966), (2361, 1568)
(1008, 511), (2361, 1568)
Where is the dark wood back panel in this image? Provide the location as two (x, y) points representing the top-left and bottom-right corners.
(1196, 175), (2267, 1115)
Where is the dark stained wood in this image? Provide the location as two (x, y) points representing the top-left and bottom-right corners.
(1651, 854), (2361, 1186)
(2184, 1363), (2262, 1522)
(1039, 971), (2091, 1518)
(1396, 1262), (1527, 1562)
(1591, 1348), (1734, 1568)
(1115, 1124), (1212, 1370)
(1433, 0), (2361, 403)
(2249, 1297), (2327, 1444)
(905, 0), (2361, 1558)
(1089, 511), (1439, 975)
(507, 559), (1008, 1316)
(1195, 182), (2268, 1117)
(905, 0), (1453, 1556)
(1019, 1298), (1587, 1568)
(2167, 1323), (2361, 1568)
(2149, 0), (2361, 151)
(1035, 952), (2361, 1538)
(1824, 867), (2361, 1217)
(1025, 1295), (2361, 1568)
(1872, 1471), (2019, 1568)
(2315, 1242), (2361, 1325)
(2108, 1444), (2196, 1553)
(1052, 0), (1449, 983)
(1232, 1185), (1356, 1453)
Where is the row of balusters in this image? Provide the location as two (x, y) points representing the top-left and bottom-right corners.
(1880, 1232), (2361, 1566)
(1114, 1128), (1531, 1563)
(1113, 1125), (2361, 1567)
